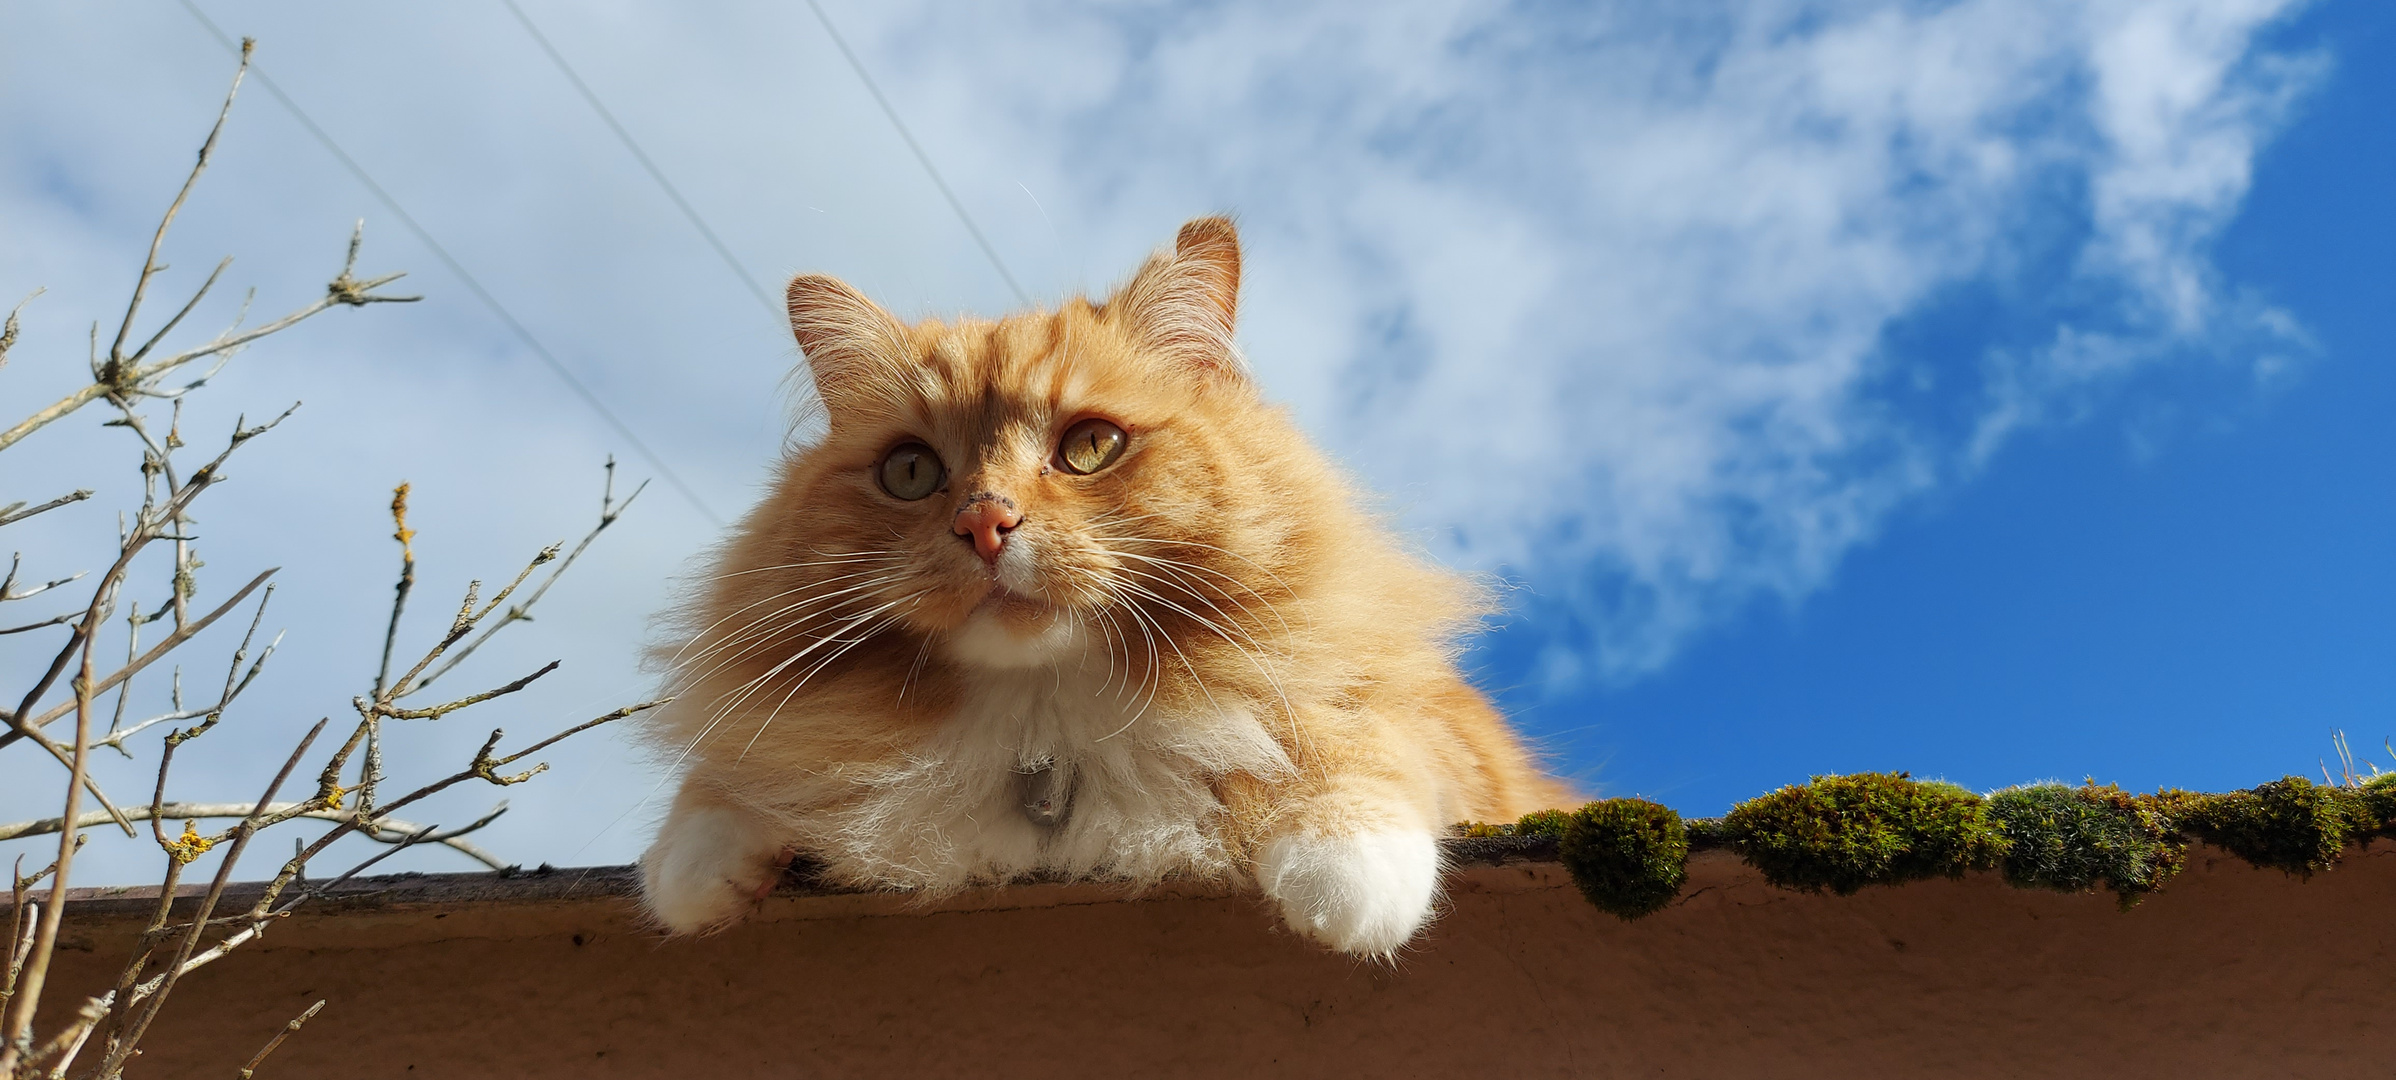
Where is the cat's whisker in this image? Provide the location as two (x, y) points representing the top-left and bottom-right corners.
(1109, 558), (1289, 657)
(683, 589), (911, 723)
(1074, 583), (1132, 702)
(1107, 574), (1301, 740)
(695, 594), (903, 721)
(735, 592), (929, 762)
(1092, 580), (1175, 742)
(679, 592), (926, 768)
(1109, 572), (1277, 670)
(1089, 534), (1303, 617)
(895, 632), (936, 712)
(665, 566), (912, 667)
(669, 567), (910, 666)
(1081, 510), (1170, 532)
(1103, 548), (1293, 642)
(673, 602), (889, 697)
(671, 572), (915, 673)
(710, 551), (905, 580)
(1095, 602), (1130, 700)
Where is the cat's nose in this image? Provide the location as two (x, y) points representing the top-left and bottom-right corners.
(953, 494), (1023, 565)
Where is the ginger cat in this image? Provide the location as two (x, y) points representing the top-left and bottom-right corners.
(639, 217), (1562, 955)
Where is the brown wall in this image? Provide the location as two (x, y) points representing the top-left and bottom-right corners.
(30, 843), (2396, 1078)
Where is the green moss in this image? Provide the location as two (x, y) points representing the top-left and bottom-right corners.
(1556, 799), (1688, 920)
(1681, 817), (1729, 850)
(2164, 776), (2387, 877)
(1717, 772), (2007, 895)
(1985, 783), (2183, 908)
(2360, 772), (2396, 828)
(1485, 767), (2396, 913)
(1515, 808), (1572, 839)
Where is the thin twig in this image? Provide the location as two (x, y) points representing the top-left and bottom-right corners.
(409, 459), (645, 695)
(0, 491), (94, 530)
(0, 289), (36, 373)
(101, 721), (323, 1070)
(0, 241), (407, 455)
(0, 537), (114, 1070)
(237, 999), (322, 1079)
(10, 991), (109, 1077)
(382, 545), (558, 703)
(0, 803), (513, 871)
(8, 407), (290, 734)
(2, 568), (275, 747)
(374, 661), (558, 721)
(104, 41), (250, 371)
(0, 556), (86, 604)
(373, 483), (416, 697)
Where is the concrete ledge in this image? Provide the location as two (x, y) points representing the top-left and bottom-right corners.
(20, 838), (2395, 1078)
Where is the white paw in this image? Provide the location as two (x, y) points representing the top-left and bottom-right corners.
(639, 804), (785, 934)
(1255, 828), (1441, 957)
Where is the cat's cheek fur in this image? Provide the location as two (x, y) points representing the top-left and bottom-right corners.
(640, 801), (785, 934)
(1255, 828), (1443, 957)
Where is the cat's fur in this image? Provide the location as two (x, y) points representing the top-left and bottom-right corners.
(638, 217), (1562, 956)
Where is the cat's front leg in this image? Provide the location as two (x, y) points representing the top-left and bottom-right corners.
(640, 785), (790, 934)
(1253, 786), (1443, 958)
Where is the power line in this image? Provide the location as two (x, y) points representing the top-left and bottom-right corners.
(497, 0), (782, 324)
(174, 0), (724, 526)
(802, 0), (1032, 308)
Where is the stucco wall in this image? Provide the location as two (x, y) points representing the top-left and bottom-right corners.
(27, 840), (2396, 1077)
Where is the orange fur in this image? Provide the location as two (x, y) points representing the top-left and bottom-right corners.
(638, 217), (1563, 954)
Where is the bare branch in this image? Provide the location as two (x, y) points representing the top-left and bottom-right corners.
(0, 611), (76, 636)
(384, 542), (558, 701)
(92, 591), (279, 759)
(409, 458), (645, 695)
(105, 40), (251, 372)
(370, 698), (667, 825)
(237, 999), (323, 1079)
(6, 416), (280, 737)
(372, 482), (417, 697)
(374, 660), (558, 721)
(0, 240), (403, 456)
(101, 720), (324, 1067)
(11, 990), (109, 1077)
(2, 897), (29, 1007)
(0, 565), (87, 605)
(124, 256), (231, 367)
(0, 804), (511, 871)
(6, 725), (134, 836)
(0, 510), (121, 1067)
(2, 568), (275, 747)
(0, 289), (36, 373)
(0, 40), (654, 1072)
(0, 490), (94, 530)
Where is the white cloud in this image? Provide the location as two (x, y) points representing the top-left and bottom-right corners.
(858, 0), (2317, 676)
(0, 0), (2318, 879)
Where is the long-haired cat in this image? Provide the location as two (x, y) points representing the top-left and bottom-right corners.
(639, 217), (1562, 956)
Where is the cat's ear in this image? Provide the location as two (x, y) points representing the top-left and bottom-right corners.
(786, 274), (909, 409)
(1106, 216), (1244, 379)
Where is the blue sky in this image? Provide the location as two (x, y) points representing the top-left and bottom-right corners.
(2, 0), (2388, 880)
(1495, 0), (2396, 810)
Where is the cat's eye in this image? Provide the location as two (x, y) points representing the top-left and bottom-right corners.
(877, 442), (945, 501)
(1056, 418), (1127, 475)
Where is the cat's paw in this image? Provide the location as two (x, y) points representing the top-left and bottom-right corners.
(1255, 828), (1442, 957)
(639, 803), (786, 934)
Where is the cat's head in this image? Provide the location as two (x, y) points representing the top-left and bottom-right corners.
(760, 217), (1306, 673)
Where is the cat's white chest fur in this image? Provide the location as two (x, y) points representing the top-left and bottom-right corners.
(647, 609), (1443, 956)
(794, 611), (1295, 892)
